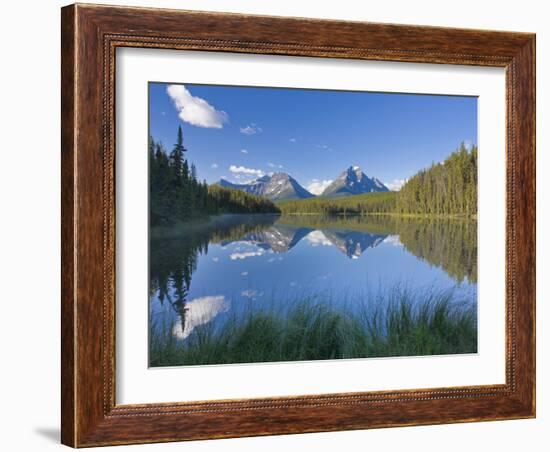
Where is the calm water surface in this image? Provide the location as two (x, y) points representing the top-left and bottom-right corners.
(149, 214), (477, 343)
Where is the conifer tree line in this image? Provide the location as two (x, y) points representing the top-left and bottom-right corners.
(277, 192), (397, 216)
(149, 126), (280, 227)
(279, 144), (477, 217)
(396, 143), (477, 216)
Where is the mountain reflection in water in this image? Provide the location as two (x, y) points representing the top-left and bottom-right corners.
(221, 224), (387, 259)
(150, 214), (477, 343)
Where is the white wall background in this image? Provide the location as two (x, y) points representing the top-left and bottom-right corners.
(0, 1), (545, 450)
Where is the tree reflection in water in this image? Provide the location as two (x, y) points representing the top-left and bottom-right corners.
(150, 214), (477, 342)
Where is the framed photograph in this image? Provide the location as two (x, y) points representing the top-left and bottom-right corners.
(61, 3), (535, 447)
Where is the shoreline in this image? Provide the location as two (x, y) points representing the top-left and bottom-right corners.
(153, 211), (476, 227)
(279, 212), (477, 220)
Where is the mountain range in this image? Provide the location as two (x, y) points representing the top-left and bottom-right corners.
(217, 172), (314, 201)
(221, 224), (390, 259)
(216, 166), (389, 201)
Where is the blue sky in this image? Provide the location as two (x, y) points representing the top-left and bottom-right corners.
(149, 82), (477, 193)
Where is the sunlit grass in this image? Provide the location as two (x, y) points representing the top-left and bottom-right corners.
(149, 287), (477, 367)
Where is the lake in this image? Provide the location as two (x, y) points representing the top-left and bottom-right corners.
(149, 214), (477, 365)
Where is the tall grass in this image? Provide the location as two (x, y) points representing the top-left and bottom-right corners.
(149, 288), (477, 367)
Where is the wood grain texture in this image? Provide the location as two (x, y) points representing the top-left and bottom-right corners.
(60, 5), (76, 447)
(60, 3), (536, 447)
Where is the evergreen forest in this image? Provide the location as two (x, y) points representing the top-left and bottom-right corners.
(149, 126), (280, 227)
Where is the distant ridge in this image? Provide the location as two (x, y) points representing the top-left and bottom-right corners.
(216, 173), (314, 201)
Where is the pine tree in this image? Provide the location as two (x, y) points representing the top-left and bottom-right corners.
(170, 125), (186, 182)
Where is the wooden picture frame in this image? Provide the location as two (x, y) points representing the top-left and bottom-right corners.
(61, 3), (535, 447)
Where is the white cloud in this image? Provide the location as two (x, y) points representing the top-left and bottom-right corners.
(229, 165), (264, 177)
(172, 295), (229, 340)
(289, 138), (297, 143)
(307, 179), (333, 195)
(230, 250), (265, 260)
(241, 289), (264, 300)
(240, 123), (262, 135)
(166, 84), (228, 128)
(240, 149), (249, 154)
(383, 235), (403, 247)
(211, 163), (218, 169)
(233, 175), (255, 184)
(305, 230), (332, 247)
(385, 178), (407, 191)
(241, 271), (249, 276)
(267, 162), (284, 169)
(315, 144), (333, 152)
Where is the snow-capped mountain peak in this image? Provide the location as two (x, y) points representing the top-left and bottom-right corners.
(216, 166), (387, 200)
(321, 166), (389, 197)
(217, 173), (314, 201)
